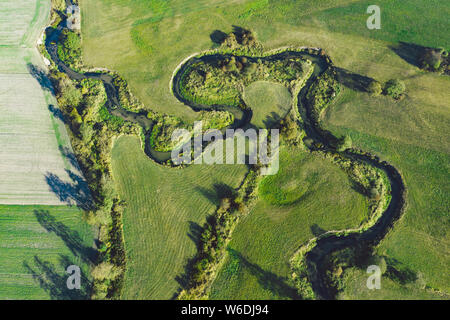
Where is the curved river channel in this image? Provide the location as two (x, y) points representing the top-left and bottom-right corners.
(45, 12), (406, 299)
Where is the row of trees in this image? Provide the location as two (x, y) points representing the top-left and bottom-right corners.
(51, 71), (140, 299)
(367, 78), (406, 100)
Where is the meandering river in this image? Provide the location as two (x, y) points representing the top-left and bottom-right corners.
(45, 8), (406, 300)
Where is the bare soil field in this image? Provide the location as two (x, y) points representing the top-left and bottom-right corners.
(0, 0), (83, 205)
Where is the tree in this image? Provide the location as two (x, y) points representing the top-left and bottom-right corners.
(57, 77), (82, 107)
(336, 134), (352, 152)
(369, 187), (381, 200)
(420, 49), (444, 71)
(64, 31), (81, 52)
(222, 33), (239, 49)
(280, 116), (299, 142)
(367, 80), (382, 96)
(70, 107), (82, 125)
(91, 262), (121, 281)
(383, 79), (405, 99)
(80, 122), (94, 144)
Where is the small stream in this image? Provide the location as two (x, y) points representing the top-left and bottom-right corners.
(46, 12), (406, 300)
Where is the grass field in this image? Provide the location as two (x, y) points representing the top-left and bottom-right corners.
(111, 135), (248, 299)
(243, 81), (292, 128)
(319, 31), (449, 295)
(0, 205), (95, 299)
(82, 0), (450, 299)
(209, 145), (368, 299)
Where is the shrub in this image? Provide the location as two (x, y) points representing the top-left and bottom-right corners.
(306, 69), (340, 119)
(57, 29), (81, 68)
(336, 134), (352, 152)
(420, 49), (446, 71)
(383, 79), (405, 99)
(367, 80), (382, 96)
(280, 115), (299, 143)
(369, 187), (381, 200)
(56, 77), (82, 107)
(91, 281), (109, 300)
(91, 262), (122, 281)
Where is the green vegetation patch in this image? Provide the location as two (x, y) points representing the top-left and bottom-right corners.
(150, 110), (233, 152)
(180, 55), (311, 108)
(58, 29), (82, 70)
(259, 148), (314, 206)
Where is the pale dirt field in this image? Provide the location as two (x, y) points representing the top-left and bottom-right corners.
(0, 0), (84, 205)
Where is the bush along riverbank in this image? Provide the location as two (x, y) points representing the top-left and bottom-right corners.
(45, 72), (137, 298)
(40, 1), (146, 299)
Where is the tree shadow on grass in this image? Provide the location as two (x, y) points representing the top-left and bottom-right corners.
(347, 176), (370, 198)
(187, 221), (204, 249)
(34, 209), (97, 265)
(45, 169), (93, 210)
(196, 182), (236, 206)
(310, 224), (326, 237)
(174, 246), (301, 300)
(174, 181), (235, 298)
(335, 67), (375, 93)
(27, 63), (54, 93)
(389, 41), (427, 68)
(48, 104), (67, 124)
(58, 146), (81, 170)
(210, 30), (228, 46)
(227, 248), (300, 299)
(262, 111), (282, 129)
(384, 257), (417, 285)
(23, 255), (91, 300)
